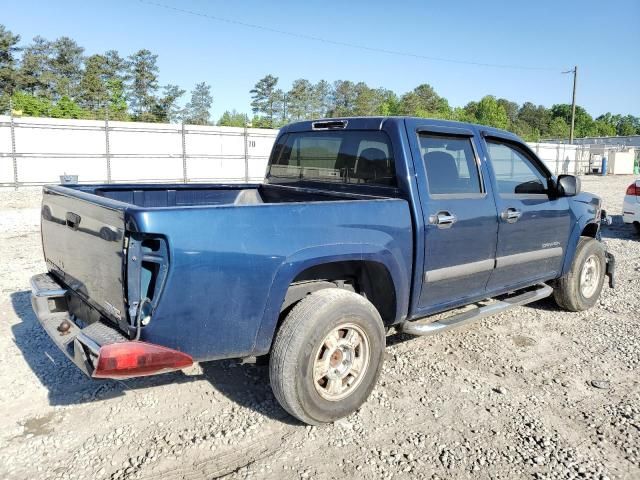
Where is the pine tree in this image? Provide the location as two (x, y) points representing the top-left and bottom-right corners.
(79, 54), (109, 112)
(287, 79), (314, 121)
(0, 25), (21, 100)
(250, 74), (280, 127)
(331, 80), (357, 117)
(127, 49), (159, 119)
(18, 36), (54, 98)
(50, 36), (84, 100)
(312, 80), (332, 118)
(184, 82), (213, 125)
(151, 84), (185, 123)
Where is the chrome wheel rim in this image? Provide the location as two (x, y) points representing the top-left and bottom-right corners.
(580, 255), (600, 298)
(313, 323), (370, 401)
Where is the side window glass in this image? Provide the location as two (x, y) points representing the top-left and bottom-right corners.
(487, 141), (548, 195)
(418, 134), (482, 195)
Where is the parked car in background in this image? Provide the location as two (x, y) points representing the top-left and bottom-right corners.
(623, 179), (640, 234)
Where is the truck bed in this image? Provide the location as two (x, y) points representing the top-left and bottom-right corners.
(40, 182), (413, 361)
(64, 183), (389, 208)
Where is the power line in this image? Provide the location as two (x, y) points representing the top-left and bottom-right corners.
(137, 0), (561, 72)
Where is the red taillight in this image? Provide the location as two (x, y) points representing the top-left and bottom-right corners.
(92, 341), (193, 379)
(626, 183), (640, 196)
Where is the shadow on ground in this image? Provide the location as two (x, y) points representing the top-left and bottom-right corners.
(601, 215), (638, 240)
(9, 290), (296, 424)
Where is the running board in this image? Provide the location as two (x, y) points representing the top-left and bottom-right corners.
(399, 283), (553, 337)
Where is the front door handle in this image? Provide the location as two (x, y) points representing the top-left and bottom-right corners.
(429, 211), (457, 229)
(501, 208), (522, 223)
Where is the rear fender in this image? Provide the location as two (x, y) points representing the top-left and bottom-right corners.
(253, 243), (409, 354)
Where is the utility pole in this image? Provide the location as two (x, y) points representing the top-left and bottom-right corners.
(563, 66), (578, 144)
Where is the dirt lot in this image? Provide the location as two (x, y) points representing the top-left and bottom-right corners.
(0, 176), (638, 480)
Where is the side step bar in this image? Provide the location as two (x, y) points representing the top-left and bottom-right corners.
(399, 283), (553, 337)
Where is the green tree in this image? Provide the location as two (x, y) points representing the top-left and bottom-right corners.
(99, 50), (129, 119)
(79, 54), (109, 113)
(106, 78), (129, 120)
(517, 102), (551, 136)
(472, 95), (508, 129)
(312, 79), (332, 118)
(287, 78), (314, 120)
(151, 84), (185, 123)
(184, 82), (213, 125)
(375, 88), (400, 116)
(218, 110), (248, 127)
(546, 117), (570, 139)
(616, 115), (639, 136)
(451, 106), (476, 123)
(10, 91), (54, 116)
(51, 95), (86, 119)
(331, 80), (357, 116)
(550, 104), (596, 138)
(18, 36), (54, 98)
(0, 24), (21, 103)
(50, 36), (84, 99)
(352, 82), (379, 116)
(250, 74), (280, 127)
(497, 98), (519, 126)
(398, 83), (450, 117)
(594, 119), (616, 137)
(127, 49), (159, 119)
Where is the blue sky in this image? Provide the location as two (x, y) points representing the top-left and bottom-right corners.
(4, 0), (639, 119)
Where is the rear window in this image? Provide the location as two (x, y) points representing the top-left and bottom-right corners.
(267, 131), (396, 187)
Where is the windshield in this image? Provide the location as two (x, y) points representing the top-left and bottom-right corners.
(267, 130), (396, 187)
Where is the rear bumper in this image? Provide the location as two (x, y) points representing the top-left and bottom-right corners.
(30, 273), (128, 377)
(30, 273), (193, 379)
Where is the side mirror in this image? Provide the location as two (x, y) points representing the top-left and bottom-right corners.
(556, 174), (581, 197)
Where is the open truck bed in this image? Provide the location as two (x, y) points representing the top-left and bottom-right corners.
(35, 182), (413, 378)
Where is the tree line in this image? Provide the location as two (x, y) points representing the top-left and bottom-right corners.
(1, 25), (639, 139)
(248, 74), (640, 140)
(0, 25), (213, 124)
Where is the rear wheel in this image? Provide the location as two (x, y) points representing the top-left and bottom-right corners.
(634, 221), (640, 235)
(553, 236), (606, 311)
(269, 289), (385, 425)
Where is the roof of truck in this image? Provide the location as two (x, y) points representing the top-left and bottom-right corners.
(282, 116), (520, 141)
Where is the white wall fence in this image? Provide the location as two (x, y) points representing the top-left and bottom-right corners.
(0, 116), (278, 186)
(0, 116), (632, 187)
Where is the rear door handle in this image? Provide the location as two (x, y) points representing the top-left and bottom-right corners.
(501, 208), (522, 223)
(429, 211), (457, 229)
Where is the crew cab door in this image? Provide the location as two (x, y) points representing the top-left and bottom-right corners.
(481, 133), (572, 291)
(407, 123), (499, 312)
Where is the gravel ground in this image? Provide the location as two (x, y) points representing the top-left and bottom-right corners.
(0, 176), (638, 480)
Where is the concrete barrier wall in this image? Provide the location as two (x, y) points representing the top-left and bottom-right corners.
(0, 116), (611, 187)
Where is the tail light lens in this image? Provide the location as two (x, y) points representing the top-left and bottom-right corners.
(626, 183), (639, 196)
(92, 341), (193, 379)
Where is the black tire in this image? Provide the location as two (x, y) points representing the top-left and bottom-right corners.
(634, 222), (640, 235)
(553, 236), (606, 312)
(269, 288), (385, 425)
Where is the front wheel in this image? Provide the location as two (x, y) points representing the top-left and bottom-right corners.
(269, 289), (385, 425)
(553, 236), (606, 311)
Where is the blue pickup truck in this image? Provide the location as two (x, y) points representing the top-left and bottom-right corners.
(31, 117), (614, 424)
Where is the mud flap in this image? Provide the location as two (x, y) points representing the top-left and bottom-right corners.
(605, 252), (615, 289)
